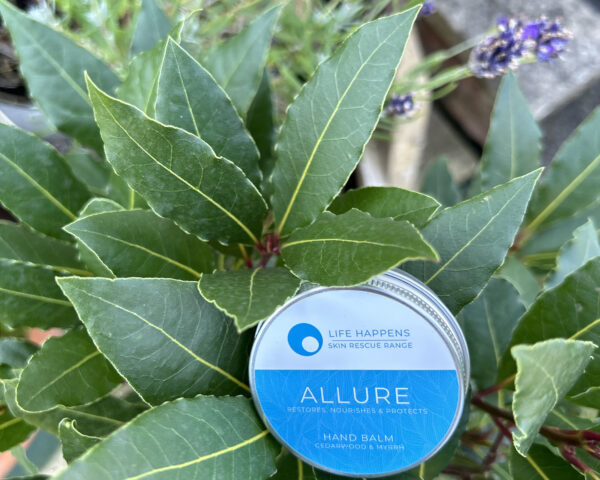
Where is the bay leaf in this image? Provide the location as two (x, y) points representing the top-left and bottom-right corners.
(87, 78), (267, 245)
(272, 8), (419, 236)
(53, 396), (278, 480)
(156, 38), (261, 185)
(65, 209), (214, 280)
(281, 209), (437, 286)
(0, 0), (119, 151)
(198, 267), (301, 332)
(57, 277), (252, 404)
(404, 170), (541, 314)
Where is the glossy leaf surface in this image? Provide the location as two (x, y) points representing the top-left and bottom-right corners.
(281, 209), (437, 286)
(458, 278), (524, 389)
(0, 124), (90, 240)
(510, 444), (582, 480)
(526, 107), (600, 235)
(54, 396), (278, 480)
(421, 156), (460, 208)
(130, 0), (171, 56)
(17, 329), (121, 412)
(404, 170), (541, 314)
(65, 209), (214, 280)
(499, 257), (600, 408)
(329, 186), (439, 227)
(3, 380), (146, 436)
(156, 39), (261, 185)
(57, 277), (252, 405)
(204, 7), (281, 116)
(0, 0), (119, 151)
(0, 260), (77, 329)
(0, 221), (85, 275)
(59, 418), (101, 462)
(511, 339), (595, 455)
(198, 267), (301, 332)
(0, 408), (35, 452)
(545, 218), (600, 289)
(272, 9), (419, 236)
(477, 73), (541, 192)
(88, 79), (267, 245)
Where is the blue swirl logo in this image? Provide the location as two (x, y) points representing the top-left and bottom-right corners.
(288, 323), (323, 356)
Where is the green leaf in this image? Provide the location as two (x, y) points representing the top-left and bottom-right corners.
(130, 0), (171, 56)
(0, 124), (90, 240)
(545, 219), (600, 289)
(0, 260), (77, 329)
(0, 339), (37, 369)
(511, 339), (596, 455)
(0, 0), (119, 151)
(272, 9), (419, 237)
(117, 20), (184, 117)
(499, 257), (600, 408)
(74, 199), (124, 277)
(87, 78), (268, 245)
(59, 418), (101, 462)
(510, 444), (582, 480)
(65, 209), (214, 280)
(421, 156), (461, 208)
(156, 38), (261, 185)
(273, 452), (421, 479)
(53, 396), (278, 480)
(496, 255), (540, 308)
(247, 70), (276, 182)
(16, 329), (121, 412)
(3, 379), (146, 436)
(204, 6), (281, 116)
(0, 221), (86, 275)
(79, 198), (125, 217)
(281, 209), (438, 286)
(272, 453), (346, 479)
(410, 396), (470, 480)
(477, 72), (542, 193)
(62, 149), (111, 196)
(458, 278), (525, 389)
(403, 170), (541, 315)
(5, 475), (47, 479)
(198, 267), (301, 332)
(57, 277), (252, 405)
(329, 187), (440, 227)
(525, 107), (600, 236)
(0, 408), (35, 452)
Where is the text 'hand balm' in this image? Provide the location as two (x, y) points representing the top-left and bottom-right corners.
(249, 269), (470, 478)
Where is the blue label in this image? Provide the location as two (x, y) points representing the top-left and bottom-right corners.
(255, 369), (459, 476)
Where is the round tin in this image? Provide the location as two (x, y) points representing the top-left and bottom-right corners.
(249, 269), (470, 478)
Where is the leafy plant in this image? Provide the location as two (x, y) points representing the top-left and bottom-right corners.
(0, 0), (598, 479)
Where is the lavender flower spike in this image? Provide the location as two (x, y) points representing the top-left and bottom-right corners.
(468, 17), (528, 78)
(387, 93), (417, 118)
(420, 0), (436, 17)
(523, 17), (572, 61)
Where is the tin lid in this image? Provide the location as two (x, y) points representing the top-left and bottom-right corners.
(249, 269), (469, 478)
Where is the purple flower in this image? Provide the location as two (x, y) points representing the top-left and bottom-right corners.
(523, 17), (571, 61)
(469, 15), (572, 78)
(420, 0), (436, 16)
(469, 17), (528, 78)
(387, 93), (417, 117)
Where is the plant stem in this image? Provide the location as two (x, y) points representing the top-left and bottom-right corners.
(474, 374), (516, 399)
(238, 244), (253, 269)
(483, 432), (505, 468)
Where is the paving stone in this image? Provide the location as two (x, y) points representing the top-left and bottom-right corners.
(423, 0), (600, 161)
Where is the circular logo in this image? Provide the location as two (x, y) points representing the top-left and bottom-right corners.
(287, 323), (323, 356)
